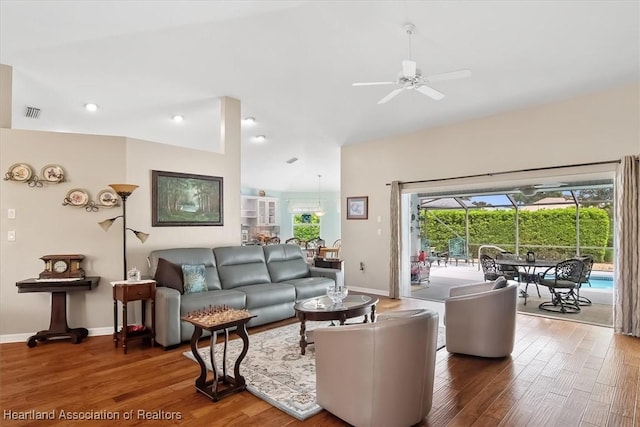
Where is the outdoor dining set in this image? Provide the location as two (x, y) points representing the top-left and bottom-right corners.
(480, 252), (594, 314)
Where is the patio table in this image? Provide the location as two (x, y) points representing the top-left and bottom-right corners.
(494, 259), (557, 305)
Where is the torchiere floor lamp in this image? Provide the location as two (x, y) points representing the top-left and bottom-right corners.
(98, 184), (149, 280)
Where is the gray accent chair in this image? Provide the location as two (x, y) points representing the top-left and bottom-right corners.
(445, 278), (518, 358)
(315, 309), (439, 427)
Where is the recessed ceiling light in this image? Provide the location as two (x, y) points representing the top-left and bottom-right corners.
(85, 103), (98, 112)
(254, 135), (266, 143)
(172, 115), (184, 123)
(243, 117), (256, 125)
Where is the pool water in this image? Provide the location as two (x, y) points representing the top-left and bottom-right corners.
(539, 272), (614, 289)
(587, 273), (614, 290)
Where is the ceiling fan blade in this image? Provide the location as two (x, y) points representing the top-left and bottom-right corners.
(352, 81), (395, 86)
(377, 88), (404, 104)
(416, 85), (445, 100)
(424, 69), (472, 82)
(402, 60), (417, 78)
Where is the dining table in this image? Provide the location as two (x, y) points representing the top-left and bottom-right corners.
(494, 258), (558, 305)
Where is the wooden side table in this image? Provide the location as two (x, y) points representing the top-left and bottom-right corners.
(16, 276), (100, 347)
(183, 313), (256, 401)
(111, 280), (156, 354)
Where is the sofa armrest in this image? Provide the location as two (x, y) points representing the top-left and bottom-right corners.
(309, 266), (344, 287)
(154, 286), (182, 348)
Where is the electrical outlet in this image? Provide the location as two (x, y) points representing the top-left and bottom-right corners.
(8, 231), (16, 241)
(8, 209), (16, 219)
(359, 262), (365, 272)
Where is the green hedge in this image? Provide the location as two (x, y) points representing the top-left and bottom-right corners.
(420, 207), (610, 262)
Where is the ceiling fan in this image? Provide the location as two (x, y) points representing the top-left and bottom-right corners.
(353, 23), (471, 104)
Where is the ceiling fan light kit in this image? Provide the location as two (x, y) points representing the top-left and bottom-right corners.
(353, 22), (471, 104)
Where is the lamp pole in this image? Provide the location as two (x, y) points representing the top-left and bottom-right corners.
(109, 184), (139, 280)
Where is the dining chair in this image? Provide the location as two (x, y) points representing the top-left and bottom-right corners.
(265, 236), (280, 245)
(537, 259), (583, 313)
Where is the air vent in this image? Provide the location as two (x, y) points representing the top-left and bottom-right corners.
(286, 157), (298, 164)
(24, 106), (41, 119)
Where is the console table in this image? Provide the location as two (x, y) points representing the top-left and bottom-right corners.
(183, 313), (256, 401)
(16, 276), (100, 347)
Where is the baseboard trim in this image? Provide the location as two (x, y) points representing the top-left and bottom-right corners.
(348, 286), (388, 296)
(0, 326), (113, 344)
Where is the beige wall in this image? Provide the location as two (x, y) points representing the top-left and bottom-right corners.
(341, 83), (640, 293)
(0, 99), (241, 338)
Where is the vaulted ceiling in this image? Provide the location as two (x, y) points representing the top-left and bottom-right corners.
(1, 1), (638, 192)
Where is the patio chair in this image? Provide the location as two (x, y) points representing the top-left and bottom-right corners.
(480, 254), (515, 281)
(410, 256), (431, 284)
(573, 255), (594, 305)
(448, 237), (474, 266)
(537, 259), (583, 313)
(495, 251), (521, 281)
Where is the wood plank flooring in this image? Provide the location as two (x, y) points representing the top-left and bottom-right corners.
(1, 295), (638, 426)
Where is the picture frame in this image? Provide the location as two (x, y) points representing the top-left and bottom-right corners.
(346, 196), (368, 220)
(152, 170), (223, 226)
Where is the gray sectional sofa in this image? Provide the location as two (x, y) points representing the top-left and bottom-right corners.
(148, 243), (343, 348)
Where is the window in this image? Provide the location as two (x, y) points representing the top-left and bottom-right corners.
(293, 213), (321, 241)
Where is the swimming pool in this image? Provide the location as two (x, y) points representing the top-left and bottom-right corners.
(587, 273), (614, 290)
(539, 271), (614, 289)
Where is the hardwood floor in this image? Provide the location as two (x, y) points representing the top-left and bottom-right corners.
(1, 295), (638, 426)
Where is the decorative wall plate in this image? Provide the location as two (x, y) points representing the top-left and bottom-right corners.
(65, 189), (89, 207)
(40, 164), (64, 183)
(8, 163), (32, 182)
(97, 189), (118, 207)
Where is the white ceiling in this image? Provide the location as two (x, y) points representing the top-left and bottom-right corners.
(1, 1), (638, 192)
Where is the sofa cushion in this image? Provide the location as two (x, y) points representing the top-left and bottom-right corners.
(214, 246), (271, 289)
(283, 276), (334, 301)
(182, 264), (207, 294)
(234, 283), (296, 309)
(154, 257), (184, 293)
(179, 289), (246, 316)
(263, 244), (310, 283)
(148, 248), (221, 291)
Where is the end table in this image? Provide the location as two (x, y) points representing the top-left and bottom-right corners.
(111, 280), (156, 354)
(183, 313), (256, 401)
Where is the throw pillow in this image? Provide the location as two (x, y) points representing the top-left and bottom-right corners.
(492, 276), (508, 290)
(154, 258), (184, 293)
(182, 264), (207, 294)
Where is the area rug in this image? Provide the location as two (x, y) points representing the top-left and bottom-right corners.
(516, 294), (613, 327)
(183, 321), (446, 420)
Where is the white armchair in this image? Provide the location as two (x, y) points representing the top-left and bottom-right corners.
(445, 278), (517, 358)
(314, 309), (439, 427)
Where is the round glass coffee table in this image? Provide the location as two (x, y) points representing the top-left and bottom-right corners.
(294, 294), (378, 355)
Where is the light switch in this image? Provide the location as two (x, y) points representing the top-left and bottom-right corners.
(8, 231), (16, 241)
(8, 209), (15, 219)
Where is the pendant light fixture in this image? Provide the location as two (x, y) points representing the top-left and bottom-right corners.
(315, 174), (325, 217)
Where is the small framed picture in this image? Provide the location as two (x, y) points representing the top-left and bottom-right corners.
(347, 196), (368, 220)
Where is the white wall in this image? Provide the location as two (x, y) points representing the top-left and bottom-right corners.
(341, 83), (640, 293)
(0, 98), (242, 338)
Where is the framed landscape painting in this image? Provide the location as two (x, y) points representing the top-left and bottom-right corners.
(152, 170), (223, 226)
(346, 196), (368, 220)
